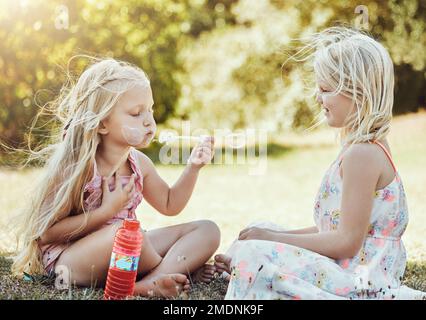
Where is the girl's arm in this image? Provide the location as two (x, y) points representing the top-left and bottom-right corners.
(39, 173), (136, 245)
(283, 226), (319, 234)
(39, 205), (114, 245)
(240, 226), (318, 236)
(240, 145), (381, 260)
(139, 138), (214, 216)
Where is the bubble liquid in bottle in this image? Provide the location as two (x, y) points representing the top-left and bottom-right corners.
(104, 219), (143, 300)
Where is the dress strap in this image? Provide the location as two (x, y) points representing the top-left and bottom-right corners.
(337, 144), (350, 166)
(371, 140), (397, 173)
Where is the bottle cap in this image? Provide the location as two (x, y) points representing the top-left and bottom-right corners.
(123, 219), (140, 231)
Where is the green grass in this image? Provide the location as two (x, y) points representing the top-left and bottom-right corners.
(0, 255), (228, 300)
(0, 255), (424, 300)
(1, 111), (425, 299)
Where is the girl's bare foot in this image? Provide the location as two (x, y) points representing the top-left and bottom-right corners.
(191, 264), (216, 283)
(134, 273), (190, 298)
(214, 254), (232, 281)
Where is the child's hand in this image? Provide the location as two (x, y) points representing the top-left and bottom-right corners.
(188, 136), (215, 169)
(238, 227), (276, 241)
(100, 172), (136, 217)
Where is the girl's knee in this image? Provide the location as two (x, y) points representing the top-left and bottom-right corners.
(195, 220), (221, 249)
(140, 229), (156, 253)
(138, 230), (162, 272)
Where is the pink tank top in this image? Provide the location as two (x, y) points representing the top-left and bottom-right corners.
(83, 148), (144, 224)
(38, 147), (144, 274)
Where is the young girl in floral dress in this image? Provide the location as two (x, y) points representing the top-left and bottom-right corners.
(215, 27), (426, 300)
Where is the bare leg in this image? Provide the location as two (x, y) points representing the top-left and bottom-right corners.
(54, 221), (188, 298)
(135, 220), (221, 293)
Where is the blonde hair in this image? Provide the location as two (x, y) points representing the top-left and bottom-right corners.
(286, 26), (394, 144)
(11, 56), (149, 277)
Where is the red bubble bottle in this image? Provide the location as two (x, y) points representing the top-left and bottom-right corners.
(104, 219), (143, 300)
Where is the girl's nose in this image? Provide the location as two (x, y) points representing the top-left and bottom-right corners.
(143, 116), (155, 128)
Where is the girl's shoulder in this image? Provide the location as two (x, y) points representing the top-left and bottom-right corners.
(344, 142), (387, 161)
(339, 141), (396, 186)
(339, 142), (386, 176)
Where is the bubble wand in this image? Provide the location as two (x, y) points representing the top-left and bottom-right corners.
(157, 131), (246, 149)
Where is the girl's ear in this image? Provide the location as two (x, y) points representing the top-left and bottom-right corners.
(98, 121), (109, 135)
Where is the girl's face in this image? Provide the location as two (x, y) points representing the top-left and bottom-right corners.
(316, 79), (355, 128)
(100, 83), (156, 148)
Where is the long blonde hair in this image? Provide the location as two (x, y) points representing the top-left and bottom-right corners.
(286, 26), (394, 144)
(11, 56), (149, 277)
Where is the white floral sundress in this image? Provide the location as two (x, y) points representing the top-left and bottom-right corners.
(224, 141), (426, 300)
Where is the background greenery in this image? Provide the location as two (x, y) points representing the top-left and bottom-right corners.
(0, 0), (425, 164)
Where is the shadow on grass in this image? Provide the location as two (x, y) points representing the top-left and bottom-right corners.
(1, 254), (424, 300)
(403, 261), (426, 292)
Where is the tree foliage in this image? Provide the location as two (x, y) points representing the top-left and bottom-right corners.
(0, 0), (424, 162)
(177, 0), (426, 131)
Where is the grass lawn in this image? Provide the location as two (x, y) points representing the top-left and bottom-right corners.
(1, 111), (425, 299)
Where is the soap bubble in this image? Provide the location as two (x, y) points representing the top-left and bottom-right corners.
(157, 131), (246, 149)
(158, 131), (177, 144)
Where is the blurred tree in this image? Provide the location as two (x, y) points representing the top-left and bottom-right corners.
(0, 0), (425, 165)
(177, 0), (426, 131)
(0, 0), (236, 164)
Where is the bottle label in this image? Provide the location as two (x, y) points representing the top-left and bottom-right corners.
(109, 252), (140, 272)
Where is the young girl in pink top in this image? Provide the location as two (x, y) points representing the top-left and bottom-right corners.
(12, 58), (220, 297)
